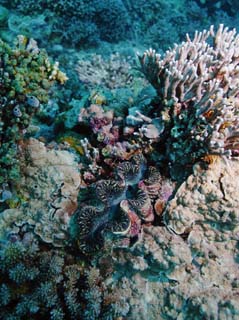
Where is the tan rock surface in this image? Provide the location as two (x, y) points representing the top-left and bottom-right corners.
(105, 157), (239, 319)
(0, 138), (81, 246)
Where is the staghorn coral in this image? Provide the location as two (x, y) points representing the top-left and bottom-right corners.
(138, 24), (239, 179)
(0, 24), (238, 320)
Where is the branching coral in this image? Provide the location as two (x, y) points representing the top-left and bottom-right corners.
(138, 24), (239, 179)
(0, 16), (238, 320)
(0, 236), (82, 319)
(0, 233), (133, 319)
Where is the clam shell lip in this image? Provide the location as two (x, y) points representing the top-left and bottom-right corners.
(141, 212), (154, 222)
(94, 179), (126, 205)
(112, 220), (131, 235)
(111, 206), (132, 235)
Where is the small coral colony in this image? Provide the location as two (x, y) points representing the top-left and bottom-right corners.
(0, 16), (239, 319)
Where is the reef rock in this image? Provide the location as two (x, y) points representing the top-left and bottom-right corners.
(164, 157), (239, 239)
(99, 157), (239, 319)
(0, 138), (81, 246)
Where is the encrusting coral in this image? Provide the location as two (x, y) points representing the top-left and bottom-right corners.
(138, 24), (239, 179)
(2, 0), (132, 46)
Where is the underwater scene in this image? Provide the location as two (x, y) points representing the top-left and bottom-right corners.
(0, 0), (239, 319)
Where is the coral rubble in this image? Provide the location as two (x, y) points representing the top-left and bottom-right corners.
(76, 53), (135, 90)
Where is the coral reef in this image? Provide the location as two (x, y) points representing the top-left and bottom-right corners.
(0, 138), (81, 246)
(0, 35), (66, 187)
(76, 53), (135, 89)
(69, 154), (144, 254)
(0, 229), (133, 320)
(1, 0), (239, 54)
(0, 235), (88, 320)
(138, 25), (239, 179)
(196, 0), (239, 17)
(0, 2), (239, 316)
(105, 157), (239, 319)
(164, 157), (239, 239)
(70, 149), (175, 254)
(2, 0), (132, 47)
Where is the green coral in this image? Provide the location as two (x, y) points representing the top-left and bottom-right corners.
(0, 236), (130, 319)
(0, 239), (75, 319)
(0, 35), (66, 188)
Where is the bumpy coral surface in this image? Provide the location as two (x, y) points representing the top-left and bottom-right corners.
(94, 158), (239, 319)
(0, 236), (107, 320)
(0, 138), (81, 247)
(1, 16), (239, 320)
(0, 36), (66, 185)
(2, 0), (132, 46)
(164, 157), (239, 240)
(76, 53), (135, 89)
